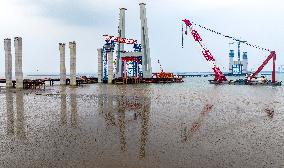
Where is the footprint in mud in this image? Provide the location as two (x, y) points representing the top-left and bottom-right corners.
(264, 108), (274, 118)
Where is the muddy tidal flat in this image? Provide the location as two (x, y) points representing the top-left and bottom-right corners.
(0, 77), (284, 168)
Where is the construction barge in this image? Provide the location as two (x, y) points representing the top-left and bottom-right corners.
(113, 75), (183, 84)
(209, 79), (282, 86)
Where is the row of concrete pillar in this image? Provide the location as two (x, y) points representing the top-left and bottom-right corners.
(59, 41), (77, 86)
(4, 37), (23, 89)
(3, 38), (77, 88)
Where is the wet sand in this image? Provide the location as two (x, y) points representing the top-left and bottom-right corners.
(0, 78), (283, 168)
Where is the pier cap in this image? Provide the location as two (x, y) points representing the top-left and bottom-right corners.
(14, 37), (22, 40)
(69, 41), (76, 48)
(120, 8), (127, 10)
(139, 2), (146, 5)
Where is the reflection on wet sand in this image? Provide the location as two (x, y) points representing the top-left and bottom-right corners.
(60, 86), (67, 125)
(70, 88), (78, 128)
(5, 90), (26, 138)
(60, 87), (78, 127)
(98, 86), (151, 158)
(118, 95), (126, 152)
(16, 91), (26, 138)
(181, 87), (220, 142)
(1, 83), (283, 167)
(6, 90), (14, 135)
(181, 104), (213, 142)
(139, 97), (150, 159)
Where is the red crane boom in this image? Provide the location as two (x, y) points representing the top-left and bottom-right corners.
(248, 51), (276, 83)
(182, 19), (227, 82)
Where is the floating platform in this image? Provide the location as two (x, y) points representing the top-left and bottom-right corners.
(209, 79), (282, 86)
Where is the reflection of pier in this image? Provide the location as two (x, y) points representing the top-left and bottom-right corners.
(98, 92), (151, 158)
(5, 90), (26, 138)
(60, 87), (78, 128)
(60, 86), (67, 125)
(70, 89), (78, 128)
(139, 98), (150, 158)
(6, 90), (14, 135)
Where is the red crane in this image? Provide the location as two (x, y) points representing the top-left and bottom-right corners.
(182, 19), (278, 84)
(248, 51), (276, 83)
(182, 19), (227, 82)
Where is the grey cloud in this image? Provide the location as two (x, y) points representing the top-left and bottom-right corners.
(23, 0), (108, 26)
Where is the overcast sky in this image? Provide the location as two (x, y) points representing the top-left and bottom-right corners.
(0, 0), (283, 75)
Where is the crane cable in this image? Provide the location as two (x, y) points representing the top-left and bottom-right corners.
(182, 21), (271, 52)
(158, 59), (164, 72)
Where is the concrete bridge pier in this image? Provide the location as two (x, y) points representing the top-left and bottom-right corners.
(69, 41), (77, 86)
(59, 43), (66, 85)
(14, 37), (23, 89)
(4, 38), (12, 88)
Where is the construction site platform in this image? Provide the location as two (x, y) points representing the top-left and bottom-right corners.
(209, 79), (282, 86)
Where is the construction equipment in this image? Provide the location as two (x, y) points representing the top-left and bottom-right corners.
(182, 19), (227, 82)
(154, 59), (176, 79)
(247, 51), (276, 83)
(182, 19), (281, 85)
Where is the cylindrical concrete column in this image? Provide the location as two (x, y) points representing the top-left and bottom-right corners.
(69, 41), (77, 86)
(14, 37), (23, 89)
(107, 52), (113, 84)
(59, 43), (66, 85)
(140, 3), (152, 78)
(116, 8), (127, 78)
(97, 48), (103, 83)
(4, 38), (13, 88)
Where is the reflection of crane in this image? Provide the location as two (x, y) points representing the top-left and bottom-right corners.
(181, 104), (213, 142)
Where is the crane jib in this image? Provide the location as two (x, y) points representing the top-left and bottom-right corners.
(182, 19), (227, 82)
